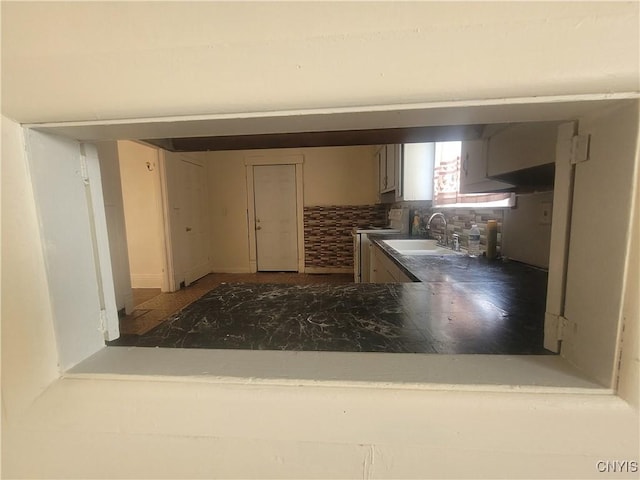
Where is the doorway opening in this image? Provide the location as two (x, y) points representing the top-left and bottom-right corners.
(118, 141), (167, 298)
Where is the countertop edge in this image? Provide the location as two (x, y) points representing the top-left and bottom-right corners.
(368, 234), (455, 282)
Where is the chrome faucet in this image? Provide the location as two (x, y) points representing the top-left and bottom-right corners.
(427, 212), (448, 246)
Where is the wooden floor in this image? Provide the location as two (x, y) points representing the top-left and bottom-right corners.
(120, 272), (353, 335)
(131, 288), (162, 307)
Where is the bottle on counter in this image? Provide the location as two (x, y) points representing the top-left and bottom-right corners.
(468, 224), (481, 257)
(486, 220), (498, 260)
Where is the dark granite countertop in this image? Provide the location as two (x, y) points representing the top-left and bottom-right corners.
(111, 235), (551, 354)
(369, 233), (548, 285)
(368, 233), (549, 336)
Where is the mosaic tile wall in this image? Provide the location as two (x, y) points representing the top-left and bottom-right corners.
(304, 205), (388, 268)
(409, 207), (505, 254)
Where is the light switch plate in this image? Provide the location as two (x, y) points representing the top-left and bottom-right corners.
(539, 202), (552, 225)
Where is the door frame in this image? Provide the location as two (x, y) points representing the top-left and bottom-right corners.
(245, 155), (305, 273)
(156, 149), (176, 292)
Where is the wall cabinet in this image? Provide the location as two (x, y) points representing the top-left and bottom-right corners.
(385, 144), (396, 192)
(392, 144), (403, 201)
(377, 145), (394, 192)
(377, 145), (387, 192)
(459, 139), (513, 193)
(369, 243), (413, 283)
(377, 144), (401, 195)
(487, 122), (558, 177)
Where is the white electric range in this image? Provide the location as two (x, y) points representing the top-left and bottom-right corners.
(353, 207), (409, 283)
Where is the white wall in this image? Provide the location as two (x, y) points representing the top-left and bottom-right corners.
(1, 116), (59, 419)
(502, 191), (554, 268)
(2, 3), (640, 478)
(206, 146), (378, 272)
(2, 2), (638, 124)
(118, 141), (164, 288)
(302, 146), (378, 206)
(95, 141), (133, 312)
(204, 150), (251, 273)
(4, 375), (639, 479)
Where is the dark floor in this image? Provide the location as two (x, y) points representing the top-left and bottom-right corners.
(109, 279), (551, 354)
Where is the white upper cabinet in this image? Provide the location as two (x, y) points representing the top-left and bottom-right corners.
(385, 144), (397, 193)
(459, 139), (513, 193)
(377, 144), (402, 198)
(377, 145), (387, 192)
(461, 122), (559, 193)
(487, 122), (558, 177)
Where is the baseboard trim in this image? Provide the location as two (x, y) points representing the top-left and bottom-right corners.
(211, 267), (253, 274)
(304, 267), (353, 275)
(130, 274), (163, 289)
(123, 291), (134, 315)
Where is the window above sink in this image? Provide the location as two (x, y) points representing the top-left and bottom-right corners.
(400, 140), (515, 208)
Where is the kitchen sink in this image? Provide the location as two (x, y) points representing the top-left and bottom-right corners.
(382, 239), (460, 256)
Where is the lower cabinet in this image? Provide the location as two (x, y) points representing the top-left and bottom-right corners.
(369, 244), (413, 283)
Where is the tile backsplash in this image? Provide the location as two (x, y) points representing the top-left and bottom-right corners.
(304, 204), (387, 268)
(408, 207), (504, 253)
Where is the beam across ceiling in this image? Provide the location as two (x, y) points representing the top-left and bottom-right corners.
(25, 94), (637, 148)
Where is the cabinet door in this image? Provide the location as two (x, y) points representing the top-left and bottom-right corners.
(385, 144), (396, 192)
(461, 140), (487, 186)
(460, 139), (513, 193)
(370, 244), (413, 283)
(395, 267), (412, 283)
(387, 144), (403, 201)
(394, 144), (403, 200)
(487, 122), (558, 177)
(369, 243), (379, 282)
(370, 244), (393, 283)
(377, 146), (387, 192)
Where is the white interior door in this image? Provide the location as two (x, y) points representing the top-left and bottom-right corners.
(179, 157), (210, 285)
(253, 165), (298, 271)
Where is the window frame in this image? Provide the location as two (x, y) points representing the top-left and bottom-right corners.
(432, 141), (515, 208)
(21, 94), (640, 398)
